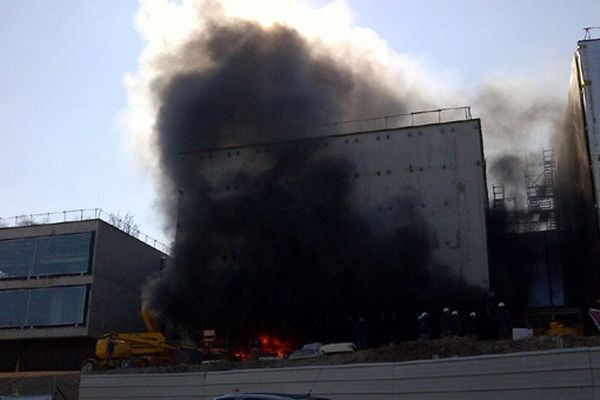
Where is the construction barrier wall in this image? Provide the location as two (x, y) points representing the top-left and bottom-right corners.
(80, 347), (600, 400)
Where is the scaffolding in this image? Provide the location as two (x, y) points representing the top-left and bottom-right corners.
(524, 149), (557, 231)
(492, 185), (506, 210)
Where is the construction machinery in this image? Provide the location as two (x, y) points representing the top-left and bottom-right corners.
(542, 320), (584, 336)
(80, 310), (202, 372)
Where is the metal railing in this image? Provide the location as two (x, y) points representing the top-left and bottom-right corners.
(313, 106), (472, 137)
(0, 208), (170, 254)
(180, 106), (474, 155)
(584, 27), (600, 40)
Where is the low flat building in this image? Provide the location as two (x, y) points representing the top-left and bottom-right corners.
(0, 216), (167, 371)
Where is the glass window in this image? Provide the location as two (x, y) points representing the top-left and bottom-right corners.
(27, 286), (87, 326)
(0, 232), (92, 279)
(0, 290), (28, 327)
(0, 239), (35, 278)
(0, 286), (87, 328)
(32, 233), (92, 276)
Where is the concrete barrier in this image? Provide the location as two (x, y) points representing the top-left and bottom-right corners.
(80, 347), (600, 400)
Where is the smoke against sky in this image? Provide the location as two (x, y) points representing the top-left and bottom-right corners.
(124, 0), (565, 221)
(136, 3), (489, 339)
(1, 1), (595, 247)
(143, 15), (436, 339)
(124, 0), (444, 187)
(121, 0), (573, 338)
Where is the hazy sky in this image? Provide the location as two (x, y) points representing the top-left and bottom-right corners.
(1, 0), (598, 246)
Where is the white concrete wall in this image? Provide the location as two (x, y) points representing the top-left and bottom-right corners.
(186, 119), (489, 288)
(80, 347), (600, 400)
(577, 38), (600, 230)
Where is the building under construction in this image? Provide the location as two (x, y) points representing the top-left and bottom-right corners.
(554, 35), (600, 314)
(168, 108), (490, 344)
(0, 212), (167, 371)
(488, 34), (600, 324)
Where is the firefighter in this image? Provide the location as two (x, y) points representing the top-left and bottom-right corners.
(495, 302), (510, 339)
(440, 307), (452, 337)
(250, 337), (262, 360)
(451, 310), (462, 336)
(466, 311), (479, 339)
(106, 337), (116, 367)
(353, 317), (369, 350)
(417, 312), (431, 340)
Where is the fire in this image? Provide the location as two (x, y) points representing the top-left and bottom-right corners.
(235, 333), (293, 360)
(258, 333), (293, 358)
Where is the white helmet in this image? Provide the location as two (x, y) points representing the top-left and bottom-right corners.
(443, 307), (450, 313)
(470, 312), (477, 317)
(498, 302), (505, 307)
(451, 310), (458, 316)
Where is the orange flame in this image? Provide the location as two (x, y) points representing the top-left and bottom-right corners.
(235, 333), (293, 360)
(258, 333), (293, 358)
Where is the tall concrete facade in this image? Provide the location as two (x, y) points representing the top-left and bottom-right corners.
(0, 219), (166, 371)
(183, 118), (490, 288)
(573, 38), (600, 229)
(553, 37), (600, 310)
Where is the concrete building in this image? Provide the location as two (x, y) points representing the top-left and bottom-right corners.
(552, 35), (600, 312)
(571, 37), (600, 229)
(181, 110), (490, 288)
(0, 214), (167, 371)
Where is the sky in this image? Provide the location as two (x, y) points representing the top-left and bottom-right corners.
(1, 0), (599, 247)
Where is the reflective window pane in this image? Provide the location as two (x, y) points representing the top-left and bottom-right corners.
(0, 290), (28, 327)
(0, 240), (35, 278)
(0, 286), (87, 328)
(27, 286), (87, 326)
(32, 233), (92, 276)
(0, 232), (92, 279)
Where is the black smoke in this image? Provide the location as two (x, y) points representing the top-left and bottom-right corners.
(145, 19), (483, 345)
(488, 154), (524, 208)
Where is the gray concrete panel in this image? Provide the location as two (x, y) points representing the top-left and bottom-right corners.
(577, 39), (600, 229)
(87, 221), (165, 337)
(0, 275), (92, 291)
(80, 347), (600, 400)
(187, 119), (489, 288)
(0, 220), (100, 241)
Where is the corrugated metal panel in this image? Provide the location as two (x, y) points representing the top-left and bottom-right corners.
(80, 347), (600, 400)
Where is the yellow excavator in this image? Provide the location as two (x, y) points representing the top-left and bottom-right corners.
(81, 311), (202, 372)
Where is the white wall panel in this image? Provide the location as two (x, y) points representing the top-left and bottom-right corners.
(185, 119), (489, 288)
(577, 38), (600, 229)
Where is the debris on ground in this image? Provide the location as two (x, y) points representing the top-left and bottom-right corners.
(99, 335), (600, 374)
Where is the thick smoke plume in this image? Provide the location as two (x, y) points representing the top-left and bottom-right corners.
(153, 20), (405, 220)
(124, 0), (578, 341)
(140, 13), (483, 344)
(474, 79), (565, 208)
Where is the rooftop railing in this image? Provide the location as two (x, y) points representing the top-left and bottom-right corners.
(0, 208), (170, 254)
(180, 106), (474, 155)
(312, 106), (473, 137)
